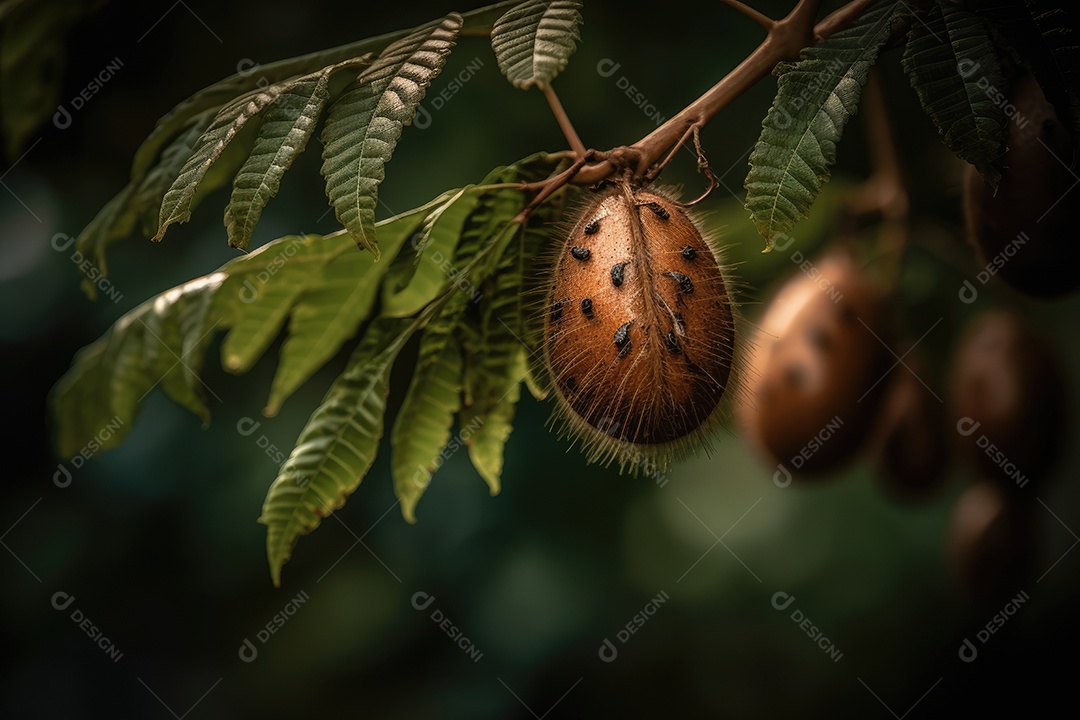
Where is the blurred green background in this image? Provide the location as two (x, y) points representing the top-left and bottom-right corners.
(3, 0), (1079, 716)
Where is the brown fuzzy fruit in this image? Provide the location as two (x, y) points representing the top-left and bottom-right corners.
(949, 309), (1067, 490)
(946, 480), (1034, 605)
(739, 251), (892, 477)
(963, 71), (1079, 297)
(873, 359), (949, 501)
(543, 183), (738, 470)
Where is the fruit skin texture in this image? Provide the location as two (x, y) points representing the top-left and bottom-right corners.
(949, 309), (1067, 490)
(543, 183), (738, 469)
(739, 251), (892, 477)
(963, 71), (1079, 297)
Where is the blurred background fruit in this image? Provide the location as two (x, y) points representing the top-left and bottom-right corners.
(739, 250), (892, 478)
(962, 71), (1079, 298)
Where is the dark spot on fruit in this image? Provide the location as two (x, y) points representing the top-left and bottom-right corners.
(646, 201), (669, 220)
(809, 325), (831, 351)
(581, 297), (594, 319)
(784, 363), (807, 389)
(611, 262), (627, 287)
(614, 321), (632, 355)
(663, 271), (694, 295)
(550, 299), (565, 323)
(681, 246), (697, 261)
(584, 218), (599, 235)
(571, 246), (590, 261)
(665, 331), (681, 354)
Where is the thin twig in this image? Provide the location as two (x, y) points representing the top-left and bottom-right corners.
(574, 0), (829, 184)
(513, 153), (591, 223)
(518, 0), (877, 216)
(718, 0), (776, 31)
(543, 84), (588, 159)
(847, 69), (910, 288)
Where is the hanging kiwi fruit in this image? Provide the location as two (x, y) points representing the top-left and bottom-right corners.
(948, 309), (1069, 492)
(738, 250), (893, 478)
(871, 355), (949, 501)
(542, 181), (742, 472)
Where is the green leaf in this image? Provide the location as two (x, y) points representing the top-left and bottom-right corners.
(50, 272), (224, 458)
(903, 0), (1006, 187)
(129, 2), (519, 184)
(153, 86), (284, 242)
(744, 0), (905, 249)
(259, 314), (422, 587)
(133, 110), (218, 238)
(466, 348), (526, 495)
(491, 0), (583, 90)
(73, 183), (138, 292)
(460, 226), (529, 494)
(391, 294), (467, 522)
(217, 235), (340, 374)
(224, 60), (368, 251)
(380, 187), (483, 317)
(321, 14), (462, 257)
(53, 200), (440, 460)
(519, 197), (564, 401)
(264, 200), (432, 414)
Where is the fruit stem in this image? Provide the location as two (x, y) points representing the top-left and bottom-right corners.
(847, 70), (910, 290)
(518, 0), (880, 219)
(573, 0), (842, 184)
(543, 84), (588, 160)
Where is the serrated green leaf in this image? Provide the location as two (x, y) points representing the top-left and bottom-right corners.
(217, 234), (339, 374)
(154, 86), (286, 242)
(224, 60), (368, 251)
(466, 348), (526, 495)
(50, 272), (225, 458)
(133, 110), (217, 238)
(53, 211), (438, 466)
(391, 294), (467, 522)
(259, 314), (422, 587)
(460, 225), (528, 494)
(73, 183), (137, 293)
(744, 0), (905, 248)
(491, 0), (583, 90)
(321, 15), (462, 256)
(129, 2), (519, 185)
(265, 200), (435, 415)
(519, 199), (563, 401)
(903, 0), (1006, 187)
(381, 187), (482, 318)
